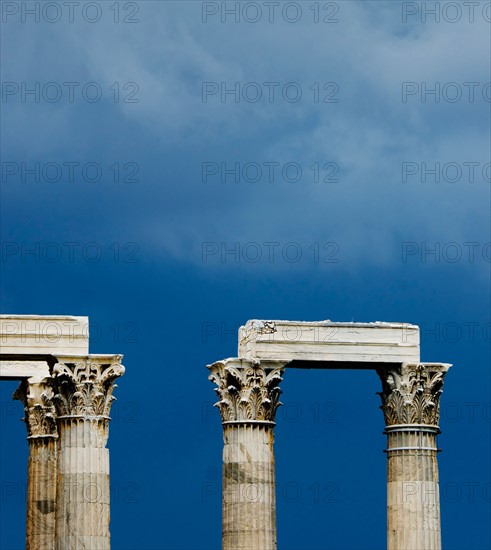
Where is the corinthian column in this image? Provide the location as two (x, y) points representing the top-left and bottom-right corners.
(14, 377), (58, 550)
(52, 355), (124, 550)
(208, 359), (285, 550)
(377, 362), (451, 550)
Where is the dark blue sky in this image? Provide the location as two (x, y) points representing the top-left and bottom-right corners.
(1, 1), (490, 549)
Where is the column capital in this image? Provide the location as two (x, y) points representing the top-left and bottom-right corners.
(52, 354), (125, 418)
(208, 358), (286, 424)
(377, 362), (451, 429)
(14, 378), (58, 439)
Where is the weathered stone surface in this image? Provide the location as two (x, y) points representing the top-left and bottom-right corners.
(52, 355), (124, 550)
(378, 363), (451, 550)
(3, 313), (124, 550)
(0, 360), (51, 380)
(0, 314), (88, 358)
(208, 358), (286, 423)
(209, 320), (451, 550)
(222, 424), (277, 550)
(208, 359), (284, 550)
(239, 319), (420, 365)
(14, 379), (58, 550)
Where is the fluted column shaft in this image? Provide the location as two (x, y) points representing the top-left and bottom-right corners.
(386, 426), (441, 549)
(208, 359), (285, 550)
(222, 422), (276, 550)
(27, 437), (57, 549)
(55, 417), (111, 549)
(378, 362), (450, 550)
(15, 380), (58, 550)
(52, 355), (124, 550)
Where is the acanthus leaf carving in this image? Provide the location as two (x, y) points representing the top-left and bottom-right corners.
(14, 380), (58, 438)
(53, 356), (125, 418)
(208, 360), (284, 423)
(377, 363), (449, 427)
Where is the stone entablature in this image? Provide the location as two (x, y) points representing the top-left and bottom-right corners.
(0, 314), (89, 357)
(0, 314), (123, 550)
(238, 319), (420, 364)
(209, 319), (452, 550)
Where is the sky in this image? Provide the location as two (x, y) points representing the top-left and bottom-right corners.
(0, 1), (490, 549)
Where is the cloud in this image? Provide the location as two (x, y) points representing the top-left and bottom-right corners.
(2, 2), (489, 276)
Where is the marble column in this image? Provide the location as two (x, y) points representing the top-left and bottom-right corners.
(377, 362), (451, 550)
(208, 359), (285, 550)
(52, 355), (124, 550)
(14, 379), (58, 550)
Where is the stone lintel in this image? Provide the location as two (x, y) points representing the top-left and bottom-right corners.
(0, 360), (52, 381)
(208, 357), (288, 370)
(0, 314), (89, 356)
(238, 319), (420, 365)
(54, 353), (124, 364)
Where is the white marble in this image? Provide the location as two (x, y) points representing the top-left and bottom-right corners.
(0, 314), (88, 358)
(53, 355), (124, 550)
(239, 319), (420, 365)
(378, 362), (451, 550)
(209, 319), (451, 550)
(15, 380), (58, 550)
(208, 359), (284, 550)
(2, 314), (123, 550)
(0, 360), (51, 381)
